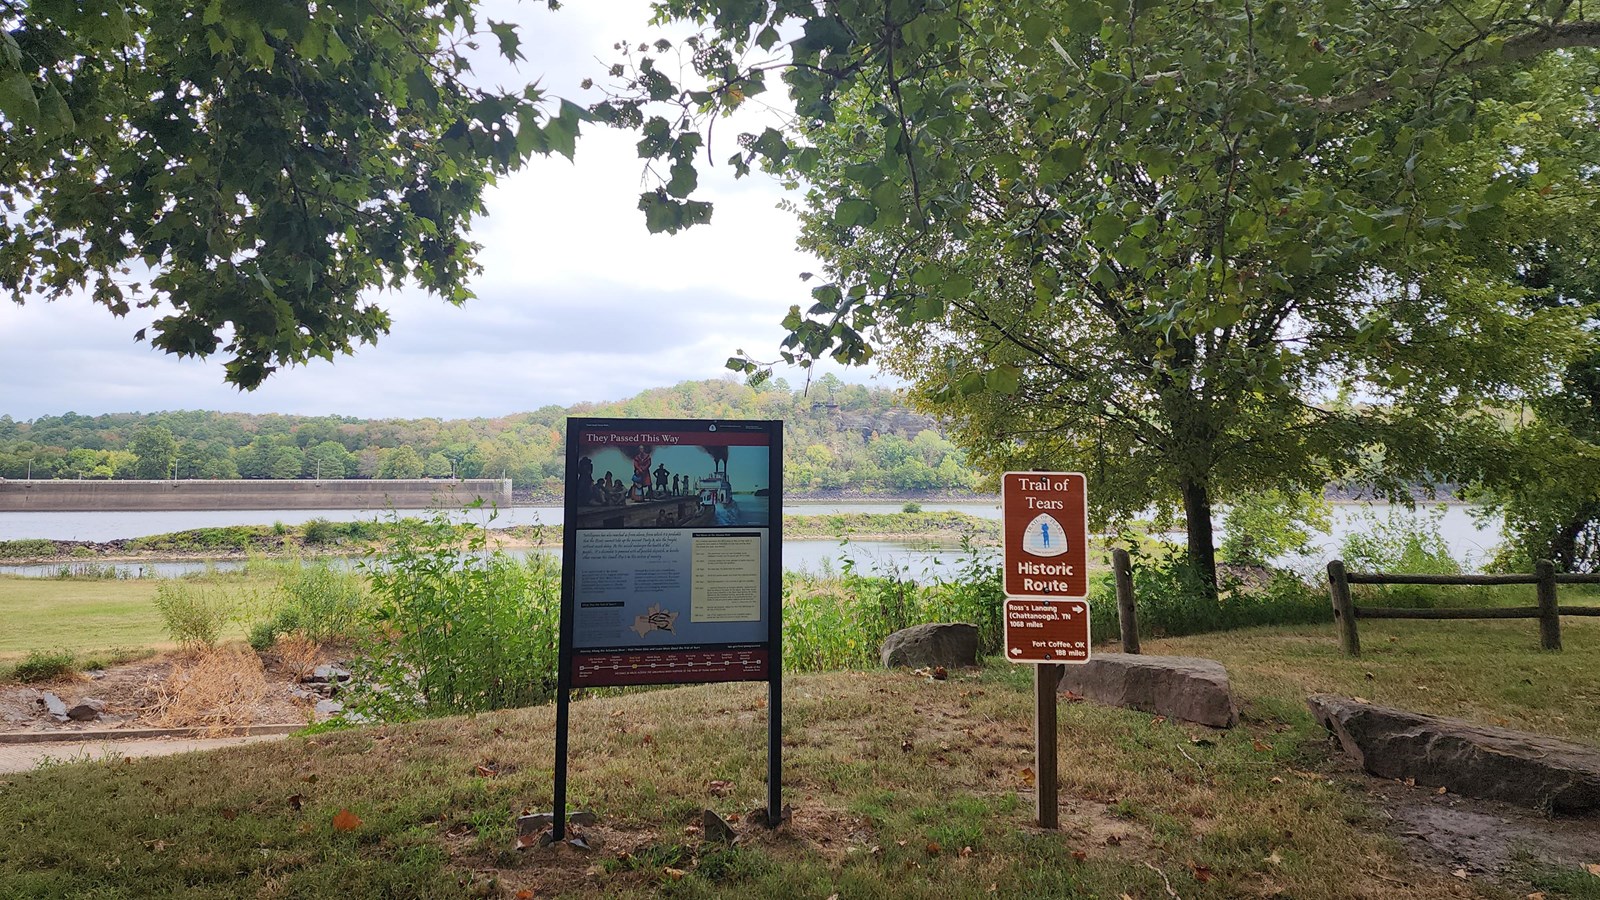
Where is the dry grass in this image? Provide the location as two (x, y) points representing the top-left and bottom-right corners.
(272, 634), (323, 683)
(149, 646), (271, 733)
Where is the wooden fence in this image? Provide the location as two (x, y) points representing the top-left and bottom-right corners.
(1325, 559), (1600, 656)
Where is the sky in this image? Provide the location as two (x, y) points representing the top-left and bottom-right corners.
(0, 2), (891, 422)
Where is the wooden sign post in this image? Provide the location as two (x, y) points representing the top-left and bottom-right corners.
(1001, 472), (1090, 830)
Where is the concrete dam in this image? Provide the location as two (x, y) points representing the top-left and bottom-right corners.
(0, 479), (514, 512)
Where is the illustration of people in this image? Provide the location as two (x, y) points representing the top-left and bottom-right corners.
(653, 463), (669, 497)
(629, 446), (653, 502)
(575, 457), (594, 506)
(1041, 521), (1051, 548)
(671, 474), (680, 495)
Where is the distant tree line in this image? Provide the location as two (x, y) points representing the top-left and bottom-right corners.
(0, 377), (981, 497)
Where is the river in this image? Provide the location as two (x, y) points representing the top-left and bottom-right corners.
(0, 499), (1501, 580)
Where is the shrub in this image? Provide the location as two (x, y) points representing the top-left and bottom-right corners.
(11, 649), (77, 683)
(901, 501), (923, 514)
(345, 513), (559, 721)
(0, 539), (57, 559)
(153, 582), (237, 650)
(1220, 488), (1331, 566)
(1340, 506), (1467, 608)
(301, 518), (339, 545)
(1087, 547), (1329, 639)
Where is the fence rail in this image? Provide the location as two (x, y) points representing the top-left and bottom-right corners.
(1326, 559), (1600, 656)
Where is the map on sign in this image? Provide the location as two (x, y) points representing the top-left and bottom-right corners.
(631, 604), (679, 638)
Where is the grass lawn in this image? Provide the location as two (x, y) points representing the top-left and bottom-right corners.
(3, 618), (1598, 898)
(0, 573), (272, 661)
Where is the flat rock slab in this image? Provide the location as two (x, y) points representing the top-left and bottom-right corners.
(1308, 695), (1600, 814)
(1057, 653), (1238, 728)
(880, 623), (979, 669)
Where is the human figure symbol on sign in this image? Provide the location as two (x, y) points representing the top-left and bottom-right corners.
(1021, 514), (1068, 557)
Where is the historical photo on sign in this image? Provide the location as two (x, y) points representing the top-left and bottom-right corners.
(571, 432), (771, 530)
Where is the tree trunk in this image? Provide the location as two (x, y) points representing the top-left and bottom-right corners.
(1180, 476), (1219, 600)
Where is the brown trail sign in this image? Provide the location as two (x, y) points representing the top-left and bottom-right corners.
(1001, 471), (1091, 832)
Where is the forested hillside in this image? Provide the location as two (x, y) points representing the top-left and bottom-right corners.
(0, 377), (980, 497)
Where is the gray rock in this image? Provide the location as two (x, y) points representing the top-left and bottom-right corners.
(314, 698), (343, 719)
(1308, 695), (1600, 814)
(38, 691), (69, 721)
(880, 623), (980, 669)
(306, 665), (351, 684)
(702, 809), (735, 843)
(66, 699), (106, 721)
(1057, 653), (1238, 728)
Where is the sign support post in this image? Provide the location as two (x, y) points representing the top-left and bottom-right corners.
(1002, 471), (1090, 830)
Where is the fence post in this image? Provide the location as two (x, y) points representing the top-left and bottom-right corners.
(1536, 559), (1562, 651)
(1327, 559), (1360, 657)
(1112, 548), (1139, 654)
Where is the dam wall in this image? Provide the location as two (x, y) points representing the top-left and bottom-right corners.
(0, 479), (513, 512)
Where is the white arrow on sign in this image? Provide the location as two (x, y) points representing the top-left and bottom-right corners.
(1010, 647), (1021, 656)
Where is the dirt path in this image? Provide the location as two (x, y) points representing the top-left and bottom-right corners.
(0, 733), (287, 774)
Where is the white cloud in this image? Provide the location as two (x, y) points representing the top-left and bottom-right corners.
(0, 1), (891, 422)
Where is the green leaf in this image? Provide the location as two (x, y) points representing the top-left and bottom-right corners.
(834, 199), (878, 228)
(666, 159), (698, 198)
(488, 21), (523, 62)
(0, 70), (39, 128)
(36, 78), (74, 138)
(988, 364), (1022, 395)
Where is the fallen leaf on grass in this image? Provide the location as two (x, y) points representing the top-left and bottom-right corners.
(1453, 868), (1468, 879)
(707, 779), (734, 797)
(1019, 767), (1036, 787)
(287, 794), (304, 811)
(221, 809), (237, 821)
(960, 846), (973, 858)
(332, 809), (363, 832)
(901, 739), (914, 753)
(1526, 893), (1546, 900)
(1104, 834), (1122, 847)
(1071, 850), (1087, 862)
(1251, 739), (1272, 752)
(1189, 736), (1216, 747)
(1149, 715), (1167, 726)
(663, 867), (685, 881)
(932, 666), (949, 680)
(475, 765), (497, 778)
(1190, 861), (1213, 883)
(1264, 851), (1283, 865)
(1584, 863), (1600, 876)
(515, 890), (535, 899)
(1061, 690), (1086, 703)
(1435, 786), (1447, 795)
(1270, 776), (1284, 784)
(925, 842), (942, 857)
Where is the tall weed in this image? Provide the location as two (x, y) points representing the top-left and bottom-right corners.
(153, 582), (237, 650)
(1339, 507), (1488, 608)
(346, 513), (559, 721)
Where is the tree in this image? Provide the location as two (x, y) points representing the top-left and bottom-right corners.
(2, 0), (584, 387)
(305, 440), (353, 479)
(617, 0), (1600, 592)
(424, 451), (454, 478)
(129, 424), (177, 479)
(379, 445), (424, 479)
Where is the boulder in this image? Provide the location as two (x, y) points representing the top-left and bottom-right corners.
(37, 691), (69, 722)
(1057, 653), (1238, 728)
(1308, 695), (1600, 814)
(880, 623), (980, 669)
(66, 699), (106, 721)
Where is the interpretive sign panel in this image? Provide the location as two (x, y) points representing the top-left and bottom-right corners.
(1001, 471), (1088, 598)
(561, 418), (782, 688)
(552, 417), (784, 842)
(1003, 598), (1091, 664)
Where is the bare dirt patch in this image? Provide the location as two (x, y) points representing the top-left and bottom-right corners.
(1331, 751), (1599, 887)
(0, 647), (338, 734)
